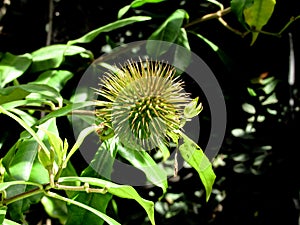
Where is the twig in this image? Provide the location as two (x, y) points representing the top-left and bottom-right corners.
(184, 7), (231, 29)
(46, 0), (54, 45)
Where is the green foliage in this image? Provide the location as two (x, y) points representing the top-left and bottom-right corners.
(0, 0), (298, 224)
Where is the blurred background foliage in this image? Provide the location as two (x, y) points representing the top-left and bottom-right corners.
(1, 0), (300, 224)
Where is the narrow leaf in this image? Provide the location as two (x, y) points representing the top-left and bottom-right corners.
(47, 191), (121, 225)
(117, 143), (168, 196)
(147, 9), (188, 57)
(179, 133), (216, 201)
(68, 16), (151, 45)
(118, 0), (165, 18)
(59, 176), (156, 225)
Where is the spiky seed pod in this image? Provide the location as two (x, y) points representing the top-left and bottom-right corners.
(95, 59), (191, 150)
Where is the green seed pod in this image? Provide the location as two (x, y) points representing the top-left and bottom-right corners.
(95, 59), (191, 150)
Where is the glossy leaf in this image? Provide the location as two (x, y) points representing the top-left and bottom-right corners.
(147, 9), (188, 57)
(243, 0), (276, 45)
(65, 138), (117, 225)
(68, 16), (151, 45)
(0, 53), (32, 88)
(0, 84), (62, 107)
(0, 86), (30, 105)
(31, 70), (73, 92)
(30, 44), (93, 73)
(118, 0), (165, 18)
(59, 176), (156, 225)
(3, 119), (57, 220)
(179, 133), (216, 202)
(37, 101), (96, 125)
(117, 143), (168, 196)
(47, 191), (120, 225)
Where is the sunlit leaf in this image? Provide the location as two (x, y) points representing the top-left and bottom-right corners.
(30, 45), (93, 73)
(59, 176), (156, 225)
(231, 0), (253, 27)
(117, 143), (168, 196)
(0, 53), (32, 88)
(68, 16), (151, 45)
(243, 0), (276, 45)
(179, 133), (215, 202)
(65, 138), (117, 225)
(118, 0), (165, 18)
(147, 9), (188, 57)
(31, 70), (73, 92)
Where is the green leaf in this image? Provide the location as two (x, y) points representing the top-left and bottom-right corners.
(173, 28), (191, 72)
(0, 52), (32, 88)
(47, 191), (120, 225)
(41, 196), (68, 224)
(65, 138), (117, 225)
(0, 87), (30, 105)
(30, 44), (93, 73)
(31, 70), (73, 92)
(59, 176), (156, 225)
(0, 206), (7, 224)
(191, 31), (231, 67)
(243, 0), (276, 45)
(118, 0), (165, 18)
(117, 143), (168, 196)
(147, 9), (188, 56)
(0, 84), (63, 107)
(68, 16), (151, 45)
(231, 0), (253, 27)
(179, 133), (216, 202)
(3, 120), (58, 220)
(37, 101), (96, 125)
(2, 219), (22, 225)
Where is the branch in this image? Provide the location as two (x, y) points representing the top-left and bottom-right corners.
(184, 7), (231, 29)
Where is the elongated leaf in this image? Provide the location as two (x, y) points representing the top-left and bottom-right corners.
(31, 70), (73, 92)
(179, 133), (216, 202)
(0, 206), (7, 224)
(47, 191), (121, 225)
(117, 144), (167, 196)
(0, 84), (63, 106)
(3, 219), (22, 225)
(231, 0), (253, 27)
(243, 0), (276, 45)
(173, 28), (191, 72)
(36, 101), (96, 125)
(147, 9), (188, 57)
(30, 45), (93, 73)
(118, 0), (165, 18)
(0, 87), (30, 105)
(3, 119), (57, 220)
(68, 16), (151, 45)
(65, 138), (118, 225)
(0, 53), (32, 88)
(191, 31), (231, 67)
(59, 176), (156, 225)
